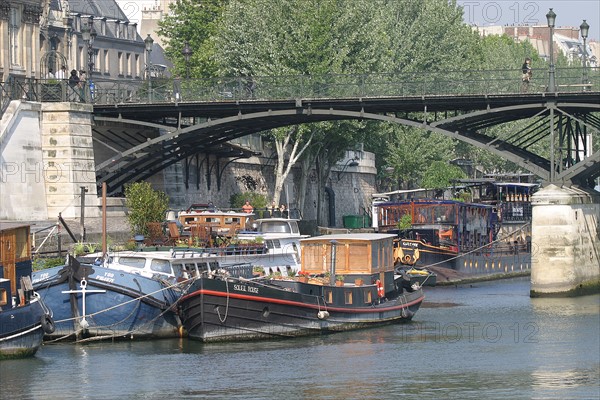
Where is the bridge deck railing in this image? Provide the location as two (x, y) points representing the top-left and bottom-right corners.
(1, 67), (597, 109)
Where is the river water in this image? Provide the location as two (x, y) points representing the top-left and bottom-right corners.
(1, 277), (598, 400)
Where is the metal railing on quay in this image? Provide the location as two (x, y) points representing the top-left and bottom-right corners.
(1, 68), (597, 109)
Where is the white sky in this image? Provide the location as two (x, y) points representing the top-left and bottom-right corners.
(457, 0), (600, 41)
(116, 0), (600, 41)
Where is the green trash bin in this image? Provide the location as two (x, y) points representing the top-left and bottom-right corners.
(362, 214), (371, 228)
(343, 215), (363, 229)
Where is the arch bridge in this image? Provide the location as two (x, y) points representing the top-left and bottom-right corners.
(89, 68), (600, 194)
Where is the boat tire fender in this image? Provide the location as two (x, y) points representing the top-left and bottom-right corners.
(41, 314), (56, 334)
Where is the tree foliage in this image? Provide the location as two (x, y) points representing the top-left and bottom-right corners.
(124, 182), (169, 236)
(421, 161), (466, 189)
(157, 0), (226, 77)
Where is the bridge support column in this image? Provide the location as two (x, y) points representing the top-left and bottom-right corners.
(530, 184), (600, 296)
(40, 102), (99, 219)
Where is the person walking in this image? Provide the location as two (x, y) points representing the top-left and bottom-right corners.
(521, 57), (532, 92)
(56, 65), (67, 80)
(78, 70), (87, 102)
(68, 69), (80, 101)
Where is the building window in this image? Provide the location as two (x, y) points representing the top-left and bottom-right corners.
(134, 54), (139, 77)
(79, 46), (85, 71)
(90, 49), (98, 72)
(118, 52), (123, 75)
(104, 50), (109, 74)
(126, 53), (131, 76)
(9, 7), (21, 67)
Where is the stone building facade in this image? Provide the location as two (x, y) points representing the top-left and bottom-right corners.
(1, 0), (148, 82)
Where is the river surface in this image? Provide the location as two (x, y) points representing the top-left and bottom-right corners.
(1, 277), (598, 400)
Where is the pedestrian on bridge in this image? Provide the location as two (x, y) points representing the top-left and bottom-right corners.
(68, 70), (80, 102)
(521, 57), (532, 92)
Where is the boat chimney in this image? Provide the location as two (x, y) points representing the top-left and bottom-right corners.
(329, 240), (337, 286)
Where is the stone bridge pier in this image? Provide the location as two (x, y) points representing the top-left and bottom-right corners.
(530, 184), (600, 296)
(1, 101), (100, 220)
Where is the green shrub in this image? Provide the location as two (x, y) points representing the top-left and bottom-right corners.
(124, 182), (169, 236)
(32, 256), (64, 271)
(396, 213), (413, 230)
(229, 192), (267, 210)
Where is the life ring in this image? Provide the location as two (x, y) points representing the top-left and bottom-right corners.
(41, 314), (56, 334)
(376, 280), (384, 298)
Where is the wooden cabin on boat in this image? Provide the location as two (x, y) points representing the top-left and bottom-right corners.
(300, 233), (396, 293)
(0, 223), (32, 305)
(178, 211), (252, 237)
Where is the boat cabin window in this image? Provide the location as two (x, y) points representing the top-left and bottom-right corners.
(184, 263), (198, 276)
(118, 257), (146, 269)
(224, 217), (242, 225)
(197, 262), (210, 273)
(266, 239), (281, 249)
(344, 291), (353, 305)
(171, 263), (186, 278)
(150, 259), (172, 274)
(364, 289), (372, 304)
(0, 287), (7, 306)
(325, 289), (333, 303)
(260, 221), (291, 234)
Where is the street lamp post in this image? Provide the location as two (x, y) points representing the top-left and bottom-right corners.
(546, 8), (556, 93)
(580, 20), (589, 89)
(546, 8), (557, 182)
(182, 41), (193, 79)
(144, 34), (154, 102)
(81, 21), (96, 102)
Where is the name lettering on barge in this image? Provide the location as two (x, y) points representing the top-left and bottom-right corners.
(95, 272), (115, 283)
(401, 241), (419, 248)
(233, 284), (259, 294)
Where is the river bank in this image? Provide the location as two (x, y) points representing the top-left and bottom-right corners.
(430, 266), (531, 286)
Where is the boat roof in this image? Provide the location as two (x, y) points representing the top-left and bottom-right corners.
(375, 198), (492, 209)
(178, 210), (250, 217)
(301, 233), (395, 242)
(254, 218), (299, 223)
(87, 250), (178, 260)
(0, 222), (30, 232)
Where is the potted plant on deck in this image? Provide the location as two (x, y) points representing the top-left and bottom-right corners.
(297, 270), (310, 283)
(336, 275), (345, 286)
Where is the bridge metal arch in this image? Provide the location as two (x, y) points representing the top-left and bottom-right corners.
(94, 101), (598, 192)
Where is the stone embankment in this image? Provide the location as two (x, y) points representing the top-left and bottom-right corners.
(430, 266), (530, 286)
